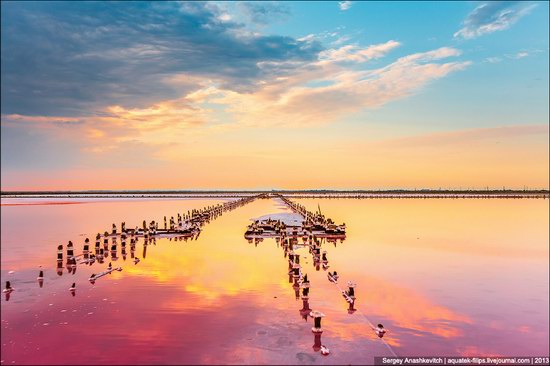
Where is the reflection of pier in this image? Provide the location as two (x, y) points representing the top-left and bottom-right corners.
(47, 195), (264, 284)
(245, 197), (400, 358)
(0, 195), (266, 300)
(242, 198), (340, 356)
(0, 195), (269, 301)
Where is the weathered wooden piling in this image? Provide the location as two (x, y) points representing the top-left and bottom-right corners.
(57, 245), (63, 261)
(310, 310), (325, 333)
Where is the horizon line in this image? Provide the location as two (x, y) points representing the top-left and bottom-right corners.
(2, 188), (549, 195)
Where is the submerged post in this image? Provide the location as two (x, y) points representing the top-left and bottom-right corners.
(4, 281), (13, 292)
(375, 324), (387, 338)
(347, 281), (356, 300)
(300, 298), (311, 319)
(57, 245), (63, 261)
(309, 310), (325, 333)
(67, 241), (74, 258)
(313, 333), (322, 352)
(83, 239), (90, 259)
(302, 285), (310, 299)
(37, 270), (44, 288)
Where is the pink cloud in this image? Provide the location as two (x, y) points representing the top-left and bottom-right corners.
(319, 40), (401, 63)
(202, 46), (470, 127)
(1, 44), (472, 159)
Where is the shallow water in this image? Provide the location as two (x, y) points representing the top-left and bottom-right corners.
(1, 197), (548, 364)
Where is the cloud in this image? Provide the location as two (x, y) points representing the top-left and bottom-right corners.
(319, 40), (401, 63)
(484, 49), (541, 63)
(508, 48), (545, 59)
(238, 2), (291, 24)
(1, 94), (213, 158)
(339, 1), (353, 11)
(1, 2), (472, 172)
(3, 42), (470, 133)
(198, 46), (470, 127)
(484, 57), (503, 63)
(2, 115), (82, 125)
(2, 42), (471, 162)
(0, 1), (322, 116)
(512, 51), (529, 59)
(395, 47), (462, 63)
(454, 1), (536, 39)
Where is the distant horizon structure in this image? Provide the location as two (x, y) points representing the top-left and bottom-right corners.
(1, 186), (549, 194)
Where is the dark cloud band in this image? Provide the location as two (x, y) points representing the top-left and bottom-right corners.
(1, 1), (322, 116)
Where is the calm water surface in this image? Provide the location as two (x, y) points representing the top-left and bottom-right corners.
(1, 197), (548, 364)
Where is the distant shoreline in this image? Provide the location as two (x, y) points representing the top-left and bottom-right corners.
(1, 189), (548, 199)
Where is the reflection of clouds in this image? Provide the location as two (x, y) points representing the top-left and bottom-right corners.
(362, 278), (472, 338)
(119, 236), (291, 306)
(3, 197), (549, 362)
(203, 346), (266, 365)
(2, 274), (268, 364)
(313, 276), (472, 354)
(324, 321), (402, 348)
(298, 198), (549, 261)
(457, 345), (501, 357)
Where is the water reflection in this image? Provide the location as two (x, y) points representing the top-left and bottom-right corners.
(0, 196), (548, 363)
(299, 299), (311, 320)
(312, 333), (322, 352)
(241, 199), (398, 358)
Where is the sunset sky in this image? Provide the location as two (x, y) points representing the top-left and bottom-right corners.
(1, 1), (548, 190)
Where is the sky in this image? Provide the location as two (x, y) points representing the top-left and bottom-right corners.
(1, 1), (548, 191)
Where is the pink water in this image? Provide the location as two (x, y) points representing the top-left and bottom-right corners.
(1, 197), (548, 364)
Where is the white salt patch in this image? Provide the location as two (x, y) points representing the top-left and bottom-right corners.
(253, 212), (303, 225)
(8, 271), (14, 274)
(42, 323), (49, 326)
